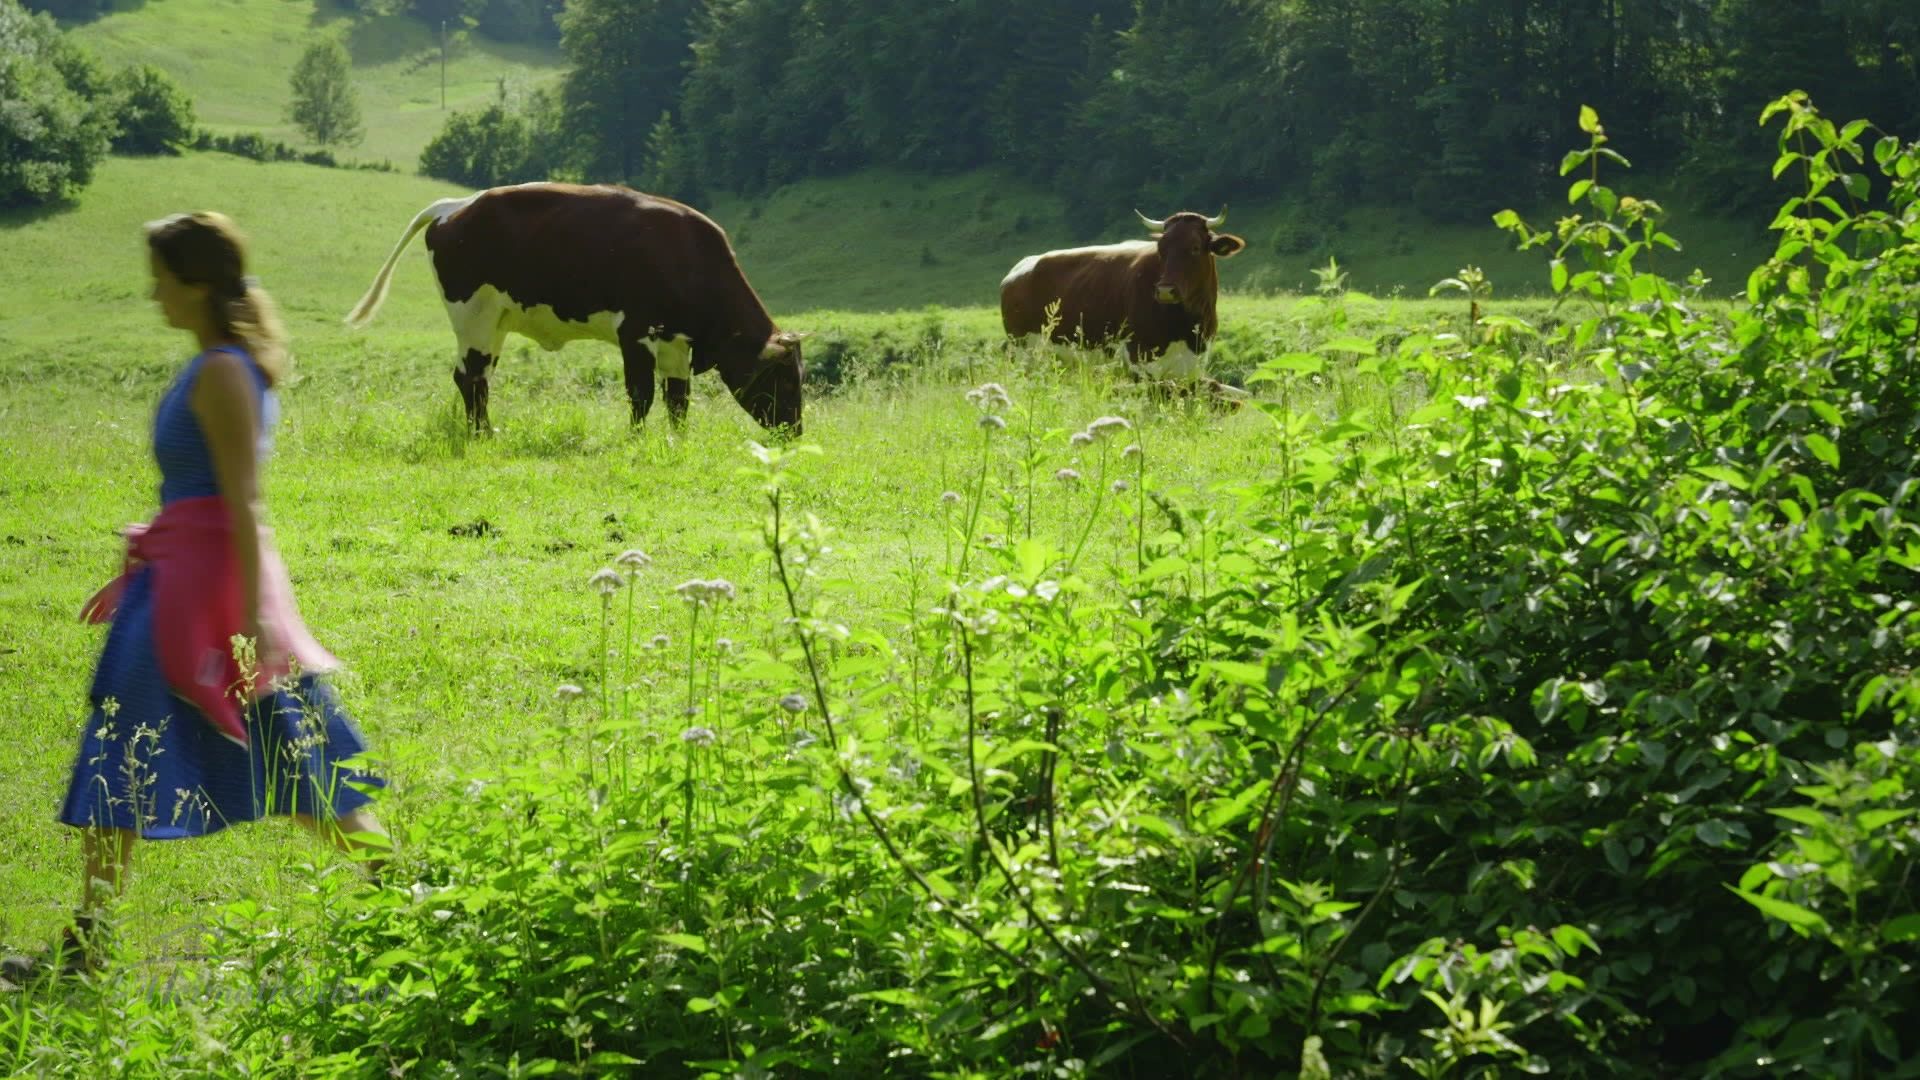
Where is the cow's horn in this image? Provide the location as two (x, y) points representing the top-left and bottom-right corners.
(1205, 206), (1227, 229)
(1135, 209), (1166, 232)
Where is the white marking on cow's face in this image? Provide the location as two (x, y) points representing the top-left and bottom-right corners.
(1134, 340), (1205, 382)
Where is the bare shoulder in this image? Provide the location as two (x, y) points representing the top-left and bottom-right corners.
(190, 349), (260, 415)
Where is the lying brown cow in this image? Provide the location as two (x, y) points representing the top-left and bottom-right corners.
(346, 183), (803, 433)
(999, 208), (1247, 402)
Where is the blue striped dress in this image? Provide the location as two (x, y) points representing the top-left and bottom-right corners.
(59, 346), (382, 838)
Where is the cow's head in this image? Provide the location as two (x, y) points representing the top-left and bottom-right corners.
(1136, 208), (1245, 308)
(719, 330), (806, 434)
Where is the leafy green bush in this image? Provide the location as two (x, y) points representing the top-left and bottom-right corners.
(0, 0), (114, 207)
(107, 63), (196, 155)
(418, 89), (567, 187)
(419, 103), (533, 187)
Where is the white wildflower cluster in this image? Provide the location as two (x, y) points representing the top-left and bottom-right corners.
(940, 490), (962, 505)
(1122, 443), (1143, 459)
(967, 383), (1011, 430)
(554, 684), (585, 702)
(1055, 468), (1081, 484)
(1112, 479), (1130, 493)
(965, 382), (1011, 412)
(615, 549), (652, 571)
(945, 603), (1001, 637)
(675, 578), (737, 608)
(779, 693), (809, 714)
(972, 575), (1062, 603)
(680, 726), (717, 746)
(1082, 416), (1132, 442)
(587, 568), (625, 596)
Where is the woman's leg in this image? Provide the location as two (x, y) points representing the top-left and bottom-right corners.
(294, 807), (389, 874)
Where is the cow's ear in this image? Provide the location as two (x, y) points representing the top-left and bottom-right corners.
(1211, 233), (1247, 258)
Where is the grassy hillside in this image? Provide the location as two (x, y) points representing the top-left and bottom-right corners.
(710, 169), (1771, 311)
(1, 153), (1582, 383)
(69, 0), (565, 166)
(0, 154), (469, 366)
(47, 0), (1770, 308)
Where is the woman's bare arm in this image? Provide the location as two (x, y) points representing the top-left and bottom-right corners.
(190, 350), (266, 647)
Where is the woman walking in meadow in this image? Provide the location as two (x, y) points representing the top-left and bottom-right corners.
(1, 212), (386, 982)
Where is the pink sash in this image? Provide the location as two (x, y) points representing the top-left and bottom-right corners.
(81, 495), (338, 747)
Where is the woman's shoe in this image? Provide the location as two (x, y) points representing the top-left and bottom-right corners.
(0, 914), (108, 985)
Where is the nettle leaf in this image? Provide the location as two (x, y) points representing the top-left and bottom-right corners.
(1803, 433), (1839, 468)
(1728, 886), (1830, 934)
(1882, 914), (1920, 944)
(1321, 335), (1376, 355)
(1137, 556), (1189, 583)
(657, 932), (709, 954)
(1856, 809), (1914, 832)
(1769, 806), (1830, 829)
(1264, 352), (1326, 375)
(1550, 925), (1599, 957)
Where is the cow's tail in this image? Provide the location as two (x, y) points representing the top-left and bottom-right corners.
(343, 196), (470, 329)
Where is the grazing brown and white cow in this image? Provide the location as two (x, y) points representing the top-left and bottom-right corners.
(999, 208), (1246, 397)
(345, 183), (804, 433)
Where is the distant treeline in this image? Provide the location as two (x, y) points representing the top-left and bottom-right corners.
(417, 0), (1919, 229)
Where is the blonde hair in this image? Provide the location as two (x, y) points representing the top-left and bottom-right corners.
(145, 211), (290, 387)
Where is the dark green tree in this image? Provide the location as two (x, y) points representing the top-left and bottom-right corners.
(638, 110), (698, 201)
(286, 39), (364, 149)
(0, 0), (115, 206)
(560, 0), (696, 182)
(109, 63), (197, 155)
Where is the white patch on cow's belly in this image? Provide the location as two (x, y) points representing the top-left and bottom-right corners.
(502, 297), (625, 352)
(647, 335), (692, 381)
(445, 283), (626, 358)
(1135, 341), (1205, 381)
(443, 284), (693, 379)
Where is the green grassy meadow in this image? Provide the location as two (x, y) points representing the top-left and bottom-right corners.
(69, 0), (565, 165)
(0, 150), (1390, 953)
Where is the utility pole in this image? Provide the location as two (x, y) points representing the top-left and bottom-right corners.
(440, 20), (447, 109)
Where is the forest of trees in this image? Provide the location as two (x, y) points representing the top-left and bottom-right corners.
(509, 0), (1915, 228)
(15, 0), (1917, 224)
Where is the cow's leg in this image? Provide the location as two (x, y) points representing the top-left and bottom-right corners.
(621, 339), (657, 425)
(663, 378), (691, 424)
(651, 338), (695, 428)
(445, 291), (505, 433)
(453, 348), (496, 432)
